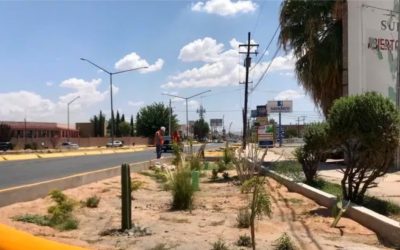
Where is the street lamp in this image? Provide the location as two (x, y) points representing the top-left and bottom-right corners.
(161, 90), (211, 138)
(67, 96), (80, 142)
(80, 58), (147, 144)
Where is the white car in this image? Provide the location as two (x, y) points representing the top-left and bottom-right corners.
(106, 141), (124, 148)
(60, 142), (79, 149)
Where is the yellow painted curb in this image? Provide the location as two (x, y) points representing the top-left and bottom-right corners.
(121, 149), (136, 153)
(63, 152), (86, 157)
(2, 154), (39, 161)
(0, 157), (4, 161)
(37, 153), (65, 159)
(101, 150), (115, 154)
(0, 222), (89, 250)
(84, 151), (102, 155)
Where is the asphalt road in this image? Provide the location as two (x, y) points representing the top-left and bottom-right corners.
(0, 144), (221, 190)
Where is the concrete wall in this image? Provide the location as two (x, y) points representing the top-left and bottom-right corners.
(0, 157), (172, 208)
(11, 136), (149, 149)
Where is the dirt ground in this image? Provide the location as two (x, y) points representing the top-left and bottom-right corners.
(0, 170), (388, 250)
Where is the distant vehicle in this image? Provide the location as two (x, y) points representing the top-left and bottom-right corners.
(217, 139), (223, 143)
(60, 142), (79, 150)
(162, 136), (173, 152)
(106, 141), (124, 148)
(0, 142), (13, 151)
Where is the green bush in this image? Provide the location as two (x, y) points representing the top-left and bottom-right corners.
(236, 234), (252, 247)
(211, 239), (230, 250)
(270, 161), (303, 182)
(24, 143), (32, 150)
(294, 122), (328, 185)
(211, 169), (219, 180)
(12, 214), (51, 226)
(165, 167), (194, 210)
(236, 208), (251, 228)
(131, 180), (144, 192)
(85, 195), (101, 208)
(275, 232), (297, 250)
(327, 92), (400, 203)
(59, 219), (79, 231)
(189, 155), (202, 171)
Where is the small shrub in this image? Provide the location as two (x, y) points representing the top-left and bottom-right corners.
(275, 232), (297, 250)
(12, 214), (51, 226)
(222, 172), (229, 180)
(147, 243), (168, 250)
(237, 208), (251, 228)
(85, 195), (101, 208)
(189, 155), (203, 171)
(217, 160), (228, 173)
(131, 180), (144, 192)
(199, 171), (207, 178)
(31, 142), (38, 150)
(270, 161), (303, 182)
(211, 169), (219, 180)
(236, 234), (252, 247)
(24, 143), (32, 150)
(59, 219), (79, 231)
(211, 239), (230, 250)
(165, 167), (194, 210)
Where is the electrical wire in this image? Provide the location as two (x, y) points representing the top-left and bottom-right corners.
(249, 46), (281, 95)
(252, 0), (266, 37)
(250, 25), (280, 72)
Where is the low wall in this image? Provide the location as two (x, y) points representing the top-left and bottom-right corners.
(266, 169), (400, 246)
(0, 157), (172, 208)
(11, 136), (149, 149)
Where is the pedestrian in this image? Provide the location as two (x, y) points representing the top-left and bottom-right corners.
(155, 126), (166, 159)
(172, 130), (181, 144)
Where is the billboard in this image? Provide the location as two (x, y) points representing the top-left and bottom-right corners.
(210, 119), (223, 127)
(256, 105), (267, 117)
(267, 100), (293, 113)
(251, 110), (258, 118)
(258, 124), (274, 135)
(256, 117), (267, 125)
(348, 0), (398, 103)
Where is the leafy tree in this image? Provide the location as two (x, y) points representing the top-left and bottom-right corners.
(116, 111), (121, 137)
(193, 119), (210, 141)
(294, 122), (328, 185)
(130, 115), (135, 137)
(119, 121), (131, 137)
(136, 102), (178, 138)
(0, 123), (13, 142)
(327, 92), (400, 203)
(284, 126), (297, 138)
(90, 115), (99, 136)
(269, 118), (276, 125)
(121, 114), (125, 123)
(98, 111), (106, 137)
(278, 0), (343, 117)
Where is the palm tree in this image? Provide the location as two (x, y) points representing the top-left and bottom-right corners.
(278, 0), (345, 117)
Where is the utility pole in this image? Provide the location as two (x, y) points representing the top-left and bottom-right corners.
(297, 116), (306, 137)
(24, 117), (27, 144)
(396, 6), (400, 170)
(196, 105), (206, 120)
(169, 99), (172, 137)
(239, 32), (259, 149)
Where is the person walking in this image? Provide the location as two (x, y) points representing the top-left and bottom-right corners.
(155, 126), (166, 159)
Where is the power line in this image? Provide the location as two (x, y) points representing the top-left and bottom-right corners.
(249, 46), (281, 95)
(252, 0), (266, 37)
(250, 25), (280, 72)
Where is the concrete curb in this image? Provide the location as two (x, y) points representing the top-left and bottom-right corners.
(0, 157), (173, 208)
(266, 169), (400, 246)
(0, 148), (148, 162)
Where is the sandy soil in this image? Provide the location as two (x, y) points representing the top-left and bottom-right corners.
(0, 170), (387, 250)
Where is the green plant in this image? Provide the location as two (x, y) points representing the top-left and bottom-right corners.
(24, 143), (32, 150)
(234, 145), (268, 184)
(211, 169), (219, 180)
(47, 189), (77, 225)
(85, 195), (101, 208)
(237, 208), (251, 228)
(327, 92), (400, 203)
(147, 243), (168, 250)
(121, 163), (132, 230)
(59, 219), (79, 231)
(222, 172), (229, 180)
(211, 239), (229, 250)
(237, 234), (252, 248)
(270, 161), (303, 183)
(12, 214), (51, 227)
(294, 122), (328, 185)
(164, 166), (195, 210)
(331, 195), (351, 228)
(189, 154), (203, 171)
(131, 180), (144, 192)
(242, 177), (272, 250)
(275, 232), (297, 250)
(31, 142), (38, 150)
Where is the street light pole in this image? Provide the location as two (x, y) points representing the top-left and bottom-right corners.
(80, 58), (147, 145)
(67, 96), (80, 142)
(161, 90), (211, 139)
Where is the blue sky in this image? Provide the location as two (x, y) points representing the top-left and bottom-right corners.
(0, 0), (323, 132)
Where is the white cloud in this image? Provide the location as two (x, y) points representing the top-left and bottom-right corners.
(97, 69), (104, 73)
(46, 81), (53, 87)
(274, 90), (304, 100)
(191, 0), (258, 16)
(280, 72), (294, 77)
(115, 52), (164, 74)
(0, 78), (118, 122)
(183, 100), (199, 108)
(162, 37), (295, 89)
(128, 101), (145, 106)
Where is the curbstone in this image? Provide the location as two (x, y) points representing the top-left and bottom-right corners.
(2, 154), (39, 161)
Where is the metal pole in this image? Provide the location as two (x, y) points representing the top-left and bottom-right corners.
(67, 104), (70, 142)
(24, 118), (27, 144)
(397, 10), (400, 169)
(169, 99), (172, 137)
(110, 73), (114, 145)
(279, 112), (282, 147)
(186, 98), (189, 138)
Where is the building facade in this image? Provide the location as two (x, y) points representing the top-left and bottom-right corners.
(1, 121), (79, 139)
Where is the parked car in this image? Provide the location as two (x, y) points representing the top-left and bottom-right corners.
(106, 141), (124, 147)
(162, 136), (173, 152)
(0, 142), (13, 151)
(60, 142), (79, 150)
